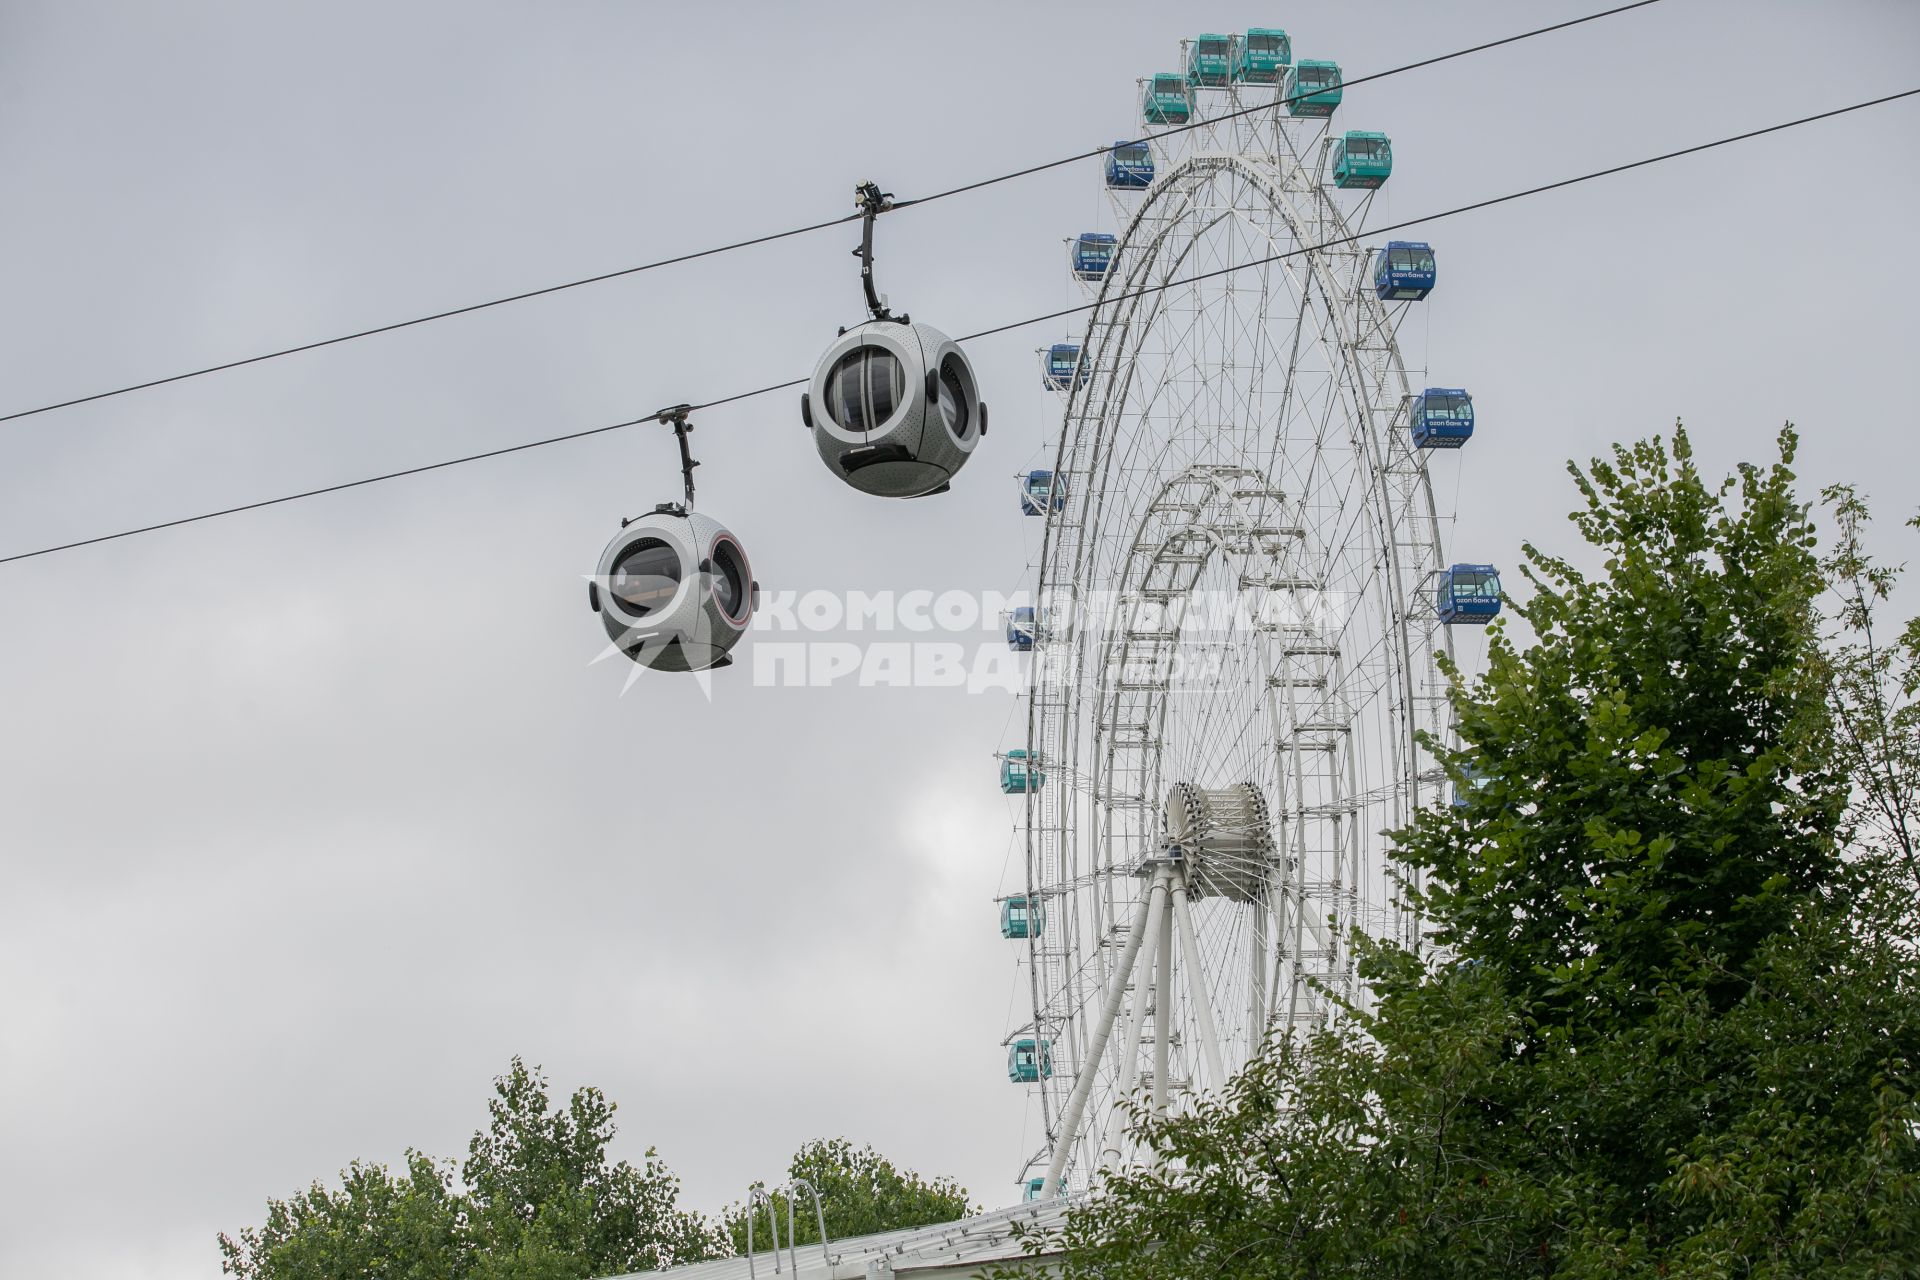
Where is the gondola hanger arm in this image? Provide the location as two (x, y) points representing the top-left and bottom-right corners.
(853, 181), (908, 325)
(652, 403), (699, 514)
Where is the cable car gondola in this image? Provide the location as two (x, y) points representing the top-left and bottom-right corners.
(588, 409), (758, 673)
(802, 183), (986, 498)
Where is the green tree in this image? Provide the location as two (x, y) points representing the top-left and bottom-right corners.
(462, 1059), (724, 1278)
(1819, 484), (1920, 898)
(1403, 427), (1845, 1030)
(722, 1138), (976, 1253)
(1011, 428), (1920, 1278)
(219, 1059), (723, 1280)
(217, 1153), (468, 1280)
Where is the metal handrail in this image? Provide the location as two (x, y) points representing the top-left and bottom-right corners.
(746, 1186), (782, 1277)
(745, 1179), (832, 1276)
(785, 1178), (832, 1270)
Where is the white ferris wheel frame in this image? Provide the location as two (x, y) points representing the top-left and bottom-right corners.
(1012, 78), (1459, 1196)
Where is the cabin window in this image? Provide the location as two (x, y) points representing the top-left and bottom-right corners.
(936, 355), (971, 437)
(610, 539), (681, 617)
(823, 346), (905, 434)
(709, 539), (748, 621)
(1454, 572), (1497, 597)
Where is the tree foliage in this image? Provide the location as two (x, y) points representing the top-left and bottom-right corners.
(721, 1138), (976, 1253)
(217, 1152), (469, 1280)
(1404, 428), (1845, 1028)
(1819, 484), (1920, 900)
(1014, 427), (1920, 1278)
(219, 1059), (723, 1280)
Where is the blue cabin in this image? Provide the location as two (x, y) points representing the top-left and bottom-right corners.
(1105, 140), (1154, 190)
(1411, 388), (1473, 449)
(1437, 564), (1502, 624)
(1374, 241), (1436, 301)
(1007, 607), (1038, 651)
(1450, 761), (1486, 809)
(1023, 1176), (1049, 1202)
(1072, 232), (1116, 281)
(1233, 28), (1290, 83)
(1021, 470), (1066, 516)
(1000, 895), (1045, 939)
(1187, 34), (1233, 87)
(1332, 131), (1392, 189)
(1042, 344), (1086, 392)
(1008, 1038), (1053, 1083)
(1001, 749), (1046, 794)
(1144, 73), (1191, 125)
(1285, 59), (1342, 117)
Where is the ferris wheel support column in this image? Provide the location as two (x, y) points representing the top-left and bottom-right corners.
(1151, 893), (1173, 1121)
(1098, 915), (1156, 1171)
(1170, 874), (1227, 1089)
(1045, 868), (1169, 1196)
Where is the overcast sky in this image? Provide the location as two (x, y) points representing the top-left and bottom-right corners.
(2, 2), (1917, 1277)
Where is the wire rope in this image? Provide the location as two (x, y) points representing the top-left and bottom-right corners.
(0, 2), (1668, 428)
(2, 86), (1912, 569)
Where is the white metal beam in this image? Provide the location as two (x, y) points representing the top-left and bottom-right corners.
(1043, 870), (1166, 1195)
(1151, 883), (1174, 1121)
(1171, 871), (1227, 1090)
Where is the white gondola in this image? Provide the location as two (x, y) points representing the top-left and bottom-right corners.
(799, 181), (989, 499)
(589, 507), (755, 671)
(803, 320), (984, 498)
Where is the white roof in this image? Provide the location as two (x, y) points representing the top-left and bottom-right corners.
(603, 1197), (1077, 1280)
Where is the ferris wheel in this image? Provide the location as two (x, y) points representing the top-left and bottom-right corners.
(1002, 35), (1494, 1198)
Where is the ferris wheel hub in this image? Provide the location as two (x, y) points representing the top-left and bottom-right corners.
(1163, 782), (1275, 903)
